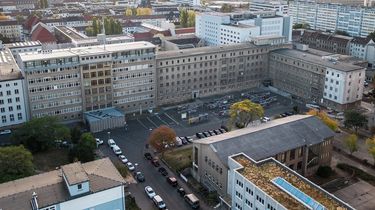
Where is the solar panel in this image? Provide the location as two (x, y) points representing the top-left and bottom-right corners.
(272, 177), (326, 210)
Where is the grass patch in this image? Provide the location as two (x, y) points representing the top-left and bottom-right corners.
(114, 162), (129, 177)
(163, 147), (192, 172)
(33, 148), (70, 172)
(337, 163), (375, 185)
(125, 195), (141, 210)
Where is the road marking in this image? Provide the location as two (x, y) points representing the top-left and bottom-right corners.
(137, 118), (149, 130)
(164, 112), (180, 125)
(156, 115), (168, 125)
(147, 117), (158, 127)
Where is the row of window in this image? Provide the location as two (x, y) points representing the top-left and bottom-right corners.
(0, 89), (19, 96)
(31, 90), (81, 102)
(32, 106), (82, 118)
(113, 72), (153, 81)
(0, 82), (18, 88)
(113, 79), (154, 89)
(1, 113), (23, 123)
(0, 97), (21, 104)
(113, 94), (154, 104)
(25, 66), (78, 75)
(112, 64), (153, 73)
(29, 82), (80, 93)
(204, 156), (223, 174)
(28, 73), (79, 84)
(113, 86), (154, 97)
(0, 105), (22, 112)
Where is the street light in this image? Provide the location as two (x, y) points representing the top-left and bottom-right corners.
(107, 131), (111, 140)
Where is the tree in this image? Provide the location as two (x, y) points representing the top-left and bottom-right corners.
(229, 99), (264, 128)
(335, 30), (349, 36)
(344, 110), (367, 132)
(148, 125), (176, 155)
(0, 33), (11, 44)
(179, 9), (188, 28)
(306, 109), (338, 131)
(39, 0), (48, 8)
(366, 136), (375, 165)
(70, 126), (82, 144)
(0, 146), (34, 183)
(85, 26), (95, 36)
(220, 4), (234, 13)
(136, 8), (152, 16)
(293, 23), (310, 29)
(125, 8), (133, 16)
(12, 116), (70, 153)
(368, 31), (375, 42)
(187, 10), (195, 27)
(344, 134), (358, 155)
(92, 18), (99, 35)
(70, 133), (96, 163)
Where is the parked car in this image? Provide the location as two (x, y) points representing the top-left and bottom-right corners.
(213, 129), (222, 135)
(203, 131), (211, 137)
(118, 155), (128, 164)
(153, 195), (166, 209)
(152, 157), (160, 167)
(181, 137), (188, 145)
(112, 145), (122, 155)
(135, 172), (145, 182)
(285, 111), (294, 116)
(107, 139), (116, 148)
(261, 117), (271, 123)
(186, 136), (194, 143)
(127, 162), (135, 171)
(196, 133), (205, 139)
(0, 129), (11, 135)
(208, 130), (216, 136)
(144, 152), (152, 160)
(145, 186), (156, 199)
(167, 176), (178, 187)
(184, 193), (200, 209)
(177, 187), (186, 196)
(95, 138), (103, 146)
(175, 137), (183, 147)
(219, 128), (227, 133)
(158, 167), (168, 176)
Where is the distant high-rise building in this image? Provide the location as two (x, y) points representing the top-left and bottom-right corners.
(249, 0), (289, 15)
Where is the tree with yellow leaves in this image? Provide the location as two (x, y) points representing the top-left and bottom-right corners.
(136, 8), (152, 16)
(344, 134), (358, 155)
(229, 99), (264, 129)
(0, 13), (9, 21)
(366, 136), (375, 165)
(306, 109), (338, 131)
(125, 8), (133, 16)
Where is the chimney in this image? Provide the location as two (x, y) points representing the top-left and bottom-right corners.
(30, 192), (39, 210)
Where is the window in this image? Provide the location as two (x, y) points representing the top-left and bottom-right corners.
(1, 115), (6, 123)
(77, 184), (82, 190)
(290, 149), (295, 160)
(9, 114), (14, 122)
(17, 113), (22, 120)
(297, 161), (302, 170)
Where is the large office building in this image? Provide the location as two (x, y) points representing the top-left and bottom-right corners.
(0, 45), (28, 128)
(0, 158), (127, 210)
(269, 49), (366, 110)
(195, 12), (292, 46)
(192, 115), (335, 195)
(156, 42), (288, 106)
(225, 153), (353, 210)
(249, 0), (289, 15)
(290, 1), (375, 37)
(0, 20), (23, 42)
(18, 42), (156, 122)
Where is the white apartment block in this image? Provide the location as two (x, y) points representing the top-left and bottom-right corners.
(349, 37), (375, 68)
(249, 0), (289, 15)
(18, 42), (156, 122)
(226, 153), (354, 210)
(0, 20), (23, 42)
(196, 12), (292, 46)
(0, 47), (27, 128)
(290, 1), (375, 37)
(4, 41), (42, 59)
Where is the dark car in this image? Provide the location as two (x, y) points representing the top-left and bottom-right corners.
(158, 167), (168, 176)
(220, 125), (229, 132)
(203, 131), (211, 137)
(135, 172), (145, 182)
(285, 111), (294, 116)
(180, 137), (188, 145)
(167, 176), (178, 187)
(208, 130), (216, 136)
(196, 133), (205, 139)
(177, 187), (186, 196)
(152, 157), (160, 167)
(219, 128), (227, 133)
(144, 152), (152, 160)
(213, 129), (222, 135)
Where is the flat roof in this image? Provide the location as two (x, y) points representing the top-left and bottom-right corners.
(232, 154), (353, 210)
(0, 158), (125, 209)
(0, 48), (22, 81)
(84, 107), (125, 123)
(55, 25), (87, 40)
(5, 41), (42, 49)
(272, 49), (364, 72)
(157, 42), (263, 59)
(19, 41), (155, 62)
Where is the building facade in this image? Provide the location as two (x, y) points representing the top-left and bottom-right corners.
(0, 20), (23, 42)
(269, 49), (366, 110)
(196, 12), (292, 46)
(156, 43), (287, 106)
(290, 1), (375, 37)
(18, 42), (156, 122)
(0, 47), (27, 128)
(249, 0), (289, 15)
(192, 115), (334, 195)
(225, 153), (354, 210)
(0, 158), (126, 210)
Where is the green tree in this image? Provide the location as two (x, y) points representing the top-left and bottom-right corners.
(92, 18), (99, 35)
(0, 146), (34, 183)
(368, 31), (375, 42)
(39, 0), (48, 8)
(179, 9), (188, 28)
(85, 26), (95, 36)
(70, 133), (96, 163)
(344, 110), (367, 132)
(70, 126), (82, 144)
(293, 23), (310, 29)
(0, 33), (11, 44)
(344, 134), (358, 155)
(229, 99), (264, 129)
(12, 116), (70, 153)
(220, 4), (234, 13)
(335, 30), (349, 36)
(148, 125), (176, 156)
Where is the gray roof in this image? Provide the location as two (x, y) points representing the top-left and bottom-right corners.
(0, 158), (125, 210)
(200, 115), (334, 166)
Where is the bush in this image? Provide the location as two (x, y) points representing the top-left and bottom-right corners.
(316, 166), (333, 178)
(125, 195), (141, 210)
(114, 162), (129, 177)
(337, 163), (375, 185)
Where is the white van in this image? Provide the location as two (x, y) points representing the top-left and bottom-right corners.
(107, 139), (116, 148)
(153, 195), (166, 209)
(184, 193), (199, 209)
(175, 137), (182, 147)
(112, 145), (122, 155)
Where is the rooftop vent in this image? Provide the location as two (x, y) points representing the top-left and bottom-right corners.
(30, 192), (39, 210)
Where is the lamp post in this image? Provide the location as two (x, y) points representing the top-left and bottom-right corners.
(107, 131), (111, 140)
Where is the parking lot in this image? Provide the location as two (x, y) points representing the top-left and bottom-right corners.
(93, 88), (305, 210)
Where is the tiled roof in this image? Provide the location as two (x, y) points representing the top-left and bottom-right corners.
(351, 37), (371, 45)
(175, 27), (195, 34)
(31, 24), (56, 43)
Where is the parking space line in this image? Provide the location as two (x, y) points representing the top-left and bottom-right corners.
(147, 117), (158, 127)
(156, 115), (169, 125)
(164, 112), (180, 125)
(137, 118), (149, 130)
